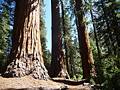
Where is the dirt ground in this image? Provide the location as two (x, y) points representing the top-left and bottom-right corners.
(0, 76), (91, 90)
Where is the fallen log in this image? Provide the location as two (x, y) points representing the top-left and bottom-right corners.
(51, 78), (88, 85)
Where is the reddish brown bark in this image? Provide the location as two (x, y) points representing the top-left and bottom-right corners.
(50, 0), (69, 78)
(75, 0), (95, 81)
(4, 0), (49, 80)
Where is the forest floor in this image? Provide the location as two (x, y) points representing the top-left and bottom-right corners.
(0, 75), (92, 90)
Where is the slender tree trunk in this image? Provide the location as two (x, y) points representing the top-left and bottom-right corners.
(4, 0), (49, 80)
(50, 0), (68, 78)
(60, 0), (70, 79)
(90, 9), (104, 84)
(75, 0), (95, 82)
(90, 9), (101, 60)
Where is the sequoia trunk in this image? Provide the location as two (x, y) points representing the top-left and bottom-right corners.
(50, 0), (69, 78)
(75, 0), (95, 81)
(4, 0), (49, 80)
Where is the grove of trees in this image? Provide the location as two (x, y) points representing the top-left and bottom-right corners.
(0, 0), (120, 89)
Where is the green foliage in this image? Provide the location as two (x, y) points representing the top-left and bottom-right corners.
(40, 1), (51, 70)
(87, 0), (120, 88)
(59, 2), (83, 80)
(101, 56), (120, 90)
(43, 50), (51, 70)
(0, 6), (9, 51)
(0, 0), (10, 73)
(93, 0), (120, 56)
(68, 42), (82, 79)
(0, 1), (119, 90)
(40, 16), (51, 69)
(90, 35), (120, 89)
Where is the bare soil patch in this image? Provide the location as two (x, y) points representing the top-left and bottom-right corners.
(0, 76), (91, 90)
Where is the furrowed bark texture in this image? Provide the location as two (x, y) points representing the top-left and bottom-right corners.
(5, 0), (49, 80)
(50, 0), (69, 78)
(75, 0), (95, 81)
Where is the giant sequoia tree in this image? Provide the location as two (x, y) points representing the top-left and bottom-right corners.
(50, 0), (69, 78)
(4, 0), (49, 80)
(75, 0), (95, 81)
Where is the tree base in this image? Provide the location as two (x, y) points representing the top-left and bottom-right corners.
(4, 57), (49, 80)
(58, 69), (70, 79)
